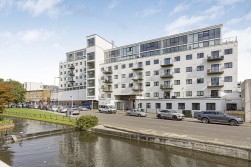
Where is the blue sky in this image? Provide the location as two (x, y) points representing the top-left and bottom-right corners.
(0, 0), (251, 85)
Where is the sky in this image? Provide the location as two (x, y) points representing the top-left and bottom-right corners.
(0, 0), (251, 85)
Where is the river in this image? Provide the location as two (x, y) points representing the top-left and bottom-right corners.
(0, 118), (250, 167)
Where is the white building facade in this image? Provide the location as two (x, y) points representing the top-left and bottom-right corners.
(99, 24), (241, 115)
(58, 35), (113, 108)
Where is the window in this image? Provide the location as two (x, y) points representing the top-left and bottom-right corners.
(186, 67), (192, 72)
(197, 53), (204, 58)
(186, 79), (192, 84)
(186, 91), (192, 96)
(174, 68), (180, 73)
(166, 103), (172, 109)
(146, 82), (151, 87)
(186, 54), (192, 60)
(75, 69), (78, 73)
(146, 60), (150, 65)
(224, 76), (232, 82)
(129, 83), (133, 87)
(80, 76), (82, 79)
(129, 73), (133, 78)
(80, 69), (83, 72)
(174, 56), (180, 61)
(145, 71), (151, 76)
(75, 63), (78, 66)
(156, 103), (161, 109)
(224, 62), (232, 68)
(60, 66), (62, 69)
(114, 65), (118, 70)
(87, 38), (95, 47)
(122, 74), (126, 78)
(60, 72), (62, 75)
(197, 91), (204, 96)
(146, 103), (151, 109)
(154, 59), (159, 64)
(154, 81), (159, 86)
(197, 65), (204, 71)
(174, 92), (180, 97)
(121, 64), (126, 69)
(197, 78), (204, 84)
(154, 92), (159, 97)
(154, 70), (159, 75)
(178, 103), (185, 109)
(206, 103), (216, 110)
(192, 103), (200, 110)
(224, 48), (233, 55)
(224, 90), (232, 93)
(80, 62), (82, 65)
(121, 84), (126, 88)
(174, 80), (180, 85)
(129, 63), (133, 68)
(145, 93), (150, 97)
(107, 94), (111, 98)
(114, 75), (118, 79)
(114, 84), (118, 89)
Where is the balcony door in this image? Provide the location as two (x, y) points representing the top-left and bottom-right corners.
(211, 64), (219, 72)
(211, 77), (219, 86)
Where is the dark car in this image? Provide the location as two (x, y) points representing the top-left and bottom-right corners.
(197, 111), (243, 126)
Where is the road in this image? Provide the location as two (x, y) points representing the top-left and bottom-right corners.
(71, 110), (251, 148)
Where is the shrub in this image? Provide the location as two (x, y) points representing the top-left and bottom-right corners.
(182, 110), (192, 118)
(76, 115), (98, 131)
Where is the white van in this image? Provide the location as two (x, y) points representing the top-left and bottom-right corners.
(98, 104), (116, 114)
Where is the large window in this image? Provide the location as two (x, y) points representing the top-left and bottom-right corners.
(166, 103), (172, 109)
(197, 65), (204, 71)
(197, 53), (204, 59)
(186, 67), (192, 72)
(186, 54), (192, 60)
(154, 59), (159, 64)
(206, 103), (216, 110)
(156, 103), (161, 109)
(186, 91), (192, 97)
(174, 92), (180, 97)
(192, 103), (200, 110)
(197, 91), (204, 96)
(146, 103), (151, 108)
(197, 78), (204, 84)
(146, 60), (150, 65)
(186, 79), (192, 84)
(224, 76), (232, 82)
(224, 48), (233, 55)
(174, 56), (180, 62)
(87, 38), (95, 47)
(140, 41), (160, 52)
(224, 62), (232, 68)
(174, 68), (180, 73)
(174, 80), (180, 85)
(154, 92), (159, 97)
(178, 103), (185, 109)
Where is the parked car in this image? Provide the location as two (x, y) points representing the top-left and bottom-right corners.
(78, 106), (89, 111)
(51, 105), (58, 112)
(57, 106), (64, 112)
(156, 110), (185, 120)
(126, 109), (146, 117)
(98, 104), (116, 114)
(197, 111), (243, 126)
(67, 108), (80, 115)
(59, 107), (68, 113)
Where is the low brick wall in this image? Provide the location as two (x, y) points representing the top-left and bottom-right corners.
(92, 125), (251, 161)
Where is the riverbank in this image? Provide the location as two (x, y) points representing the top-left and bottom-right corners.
(1, 108), (76, 126)
(92, 125), (251, 161)
(0, 118), (14, 131)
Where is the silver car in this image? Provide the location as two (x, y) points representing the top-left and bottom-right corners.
(126, 109), (146, 117)
(157, 110), (185, 120)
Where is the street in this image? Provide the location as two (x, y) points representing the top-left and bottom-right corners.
(78, 110), (251, 148)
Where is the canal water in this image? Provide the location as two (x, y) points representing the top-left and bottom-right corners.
(0, 118), (250, 167)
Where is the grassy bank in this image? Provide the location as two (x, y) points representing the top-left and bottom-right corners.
(0, 118), (14, 130)
(1, 108), (77, 126)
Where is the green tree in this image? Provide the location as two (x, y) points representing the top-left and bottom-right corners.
(4, 79), (26, 104)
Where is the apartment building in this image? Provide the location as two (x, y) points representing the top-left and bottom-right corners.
(99, 24), (241, 115)
(58, 35), (113, 108)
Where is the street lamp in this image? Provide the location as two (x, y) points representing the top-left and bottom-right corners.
(70, 96), (73, 108)
(54, 77), (61, 105)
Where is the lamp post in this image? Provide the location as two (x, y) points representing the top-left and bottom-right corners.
(70, 96), (73, 108)
(54, 77), (61, 106)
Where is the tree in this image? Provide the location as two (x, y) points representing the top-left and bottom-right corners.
(0, 83), (15, 112)
(4, 79), (26, 104)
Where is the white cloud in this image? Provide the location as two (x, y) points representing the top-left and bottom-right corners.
(218, 0), (244, 5)
(0, 0), (15, 15)
(226, 12), (251, 25)
(17, 0), (62, 18)
(224, 26), (251, 81)
(108, 0), (119, 9)
(165, 5), (225, 34)
(138, 0), (164, 18)
(171, 3), (190, 14)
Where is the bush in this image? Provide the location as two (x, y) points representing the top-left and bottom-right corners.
(76, 115), (98, 131)
(182, 110), (192, 118)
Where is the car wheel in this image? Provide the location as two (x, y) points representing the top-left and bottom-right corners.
(172, 115), (178, 121)
(157, 114), (162, 119)
(138, 114), (141, 117)
(202, 118), (209, 124)
(230, 120), (238, 126)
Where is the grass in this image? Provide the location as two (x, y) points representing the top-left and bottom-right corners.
(1, 108), (77, 126)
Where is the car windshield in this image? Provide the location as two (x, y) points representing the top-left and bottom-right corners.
(109, 105), (115, 109)
(170, 110), (177, 113)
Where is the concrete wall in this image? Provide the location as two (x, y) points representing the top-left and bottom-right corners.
(242, 79), (251, 122)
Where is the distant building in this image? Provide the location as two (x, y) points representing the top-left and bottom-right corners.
(241, 79), (251, 122)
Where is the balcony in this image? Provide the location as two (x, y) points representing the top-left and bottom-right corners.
(160, 60), (173, 67)
(207, 82), (224, 88)
(68, 64), (75, 70)
(103, 69), (112, 74)
(207, 55), (224, 62)
(160, 84), (173, 90)
(103, 79), (113, 83)
(132, 76), (143, 81)
(68, 72), (75, 77)
(207, 68), (224, 75)
(160, 73), (173, 78)
(132, 64), (143, 70)
(132, 86), (143, 91)
(103, 87), (113, 92)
